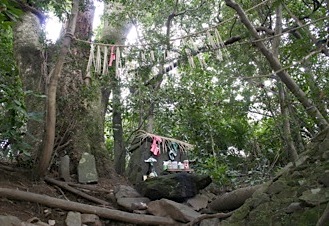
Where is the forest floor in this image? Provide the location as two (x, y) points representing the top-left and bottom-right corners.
(0, 161), (131, 225)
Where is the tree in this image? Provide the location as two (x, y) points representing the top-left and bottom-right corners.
(37, 0), (80, 178)
(9, 0), (113, 177)
(2, 0), (328, 185)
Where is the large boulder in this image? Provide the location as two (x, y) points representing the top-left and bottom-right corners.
(136, 172), (212, 202)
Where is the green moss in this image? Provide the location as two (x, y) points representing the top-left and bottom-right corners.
(229, 203), (251, 222)
(289, 205), (326, 226)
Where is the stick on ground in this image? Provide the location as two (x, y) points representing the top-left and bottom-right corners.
(0, 187), (176, 225)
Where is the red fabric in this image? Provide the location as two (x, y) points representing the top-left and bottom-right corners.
(150, 136), (162, 156)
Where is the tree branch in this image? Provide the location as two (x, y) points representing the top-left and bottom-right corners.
(225, 0), (329, 130)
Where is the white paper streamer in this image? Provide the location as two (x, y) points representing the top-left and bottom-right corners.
(86, 44), (94, 74)
(116, 47), (121, 77)
(102, 46), (108, 75)
(95, 45), (102, 74)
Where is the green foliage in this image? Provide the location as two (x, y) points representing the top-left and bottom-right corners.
(196, 154), (229, 186)
(0, 28), (27, 159)
(0, 0), (23, 29)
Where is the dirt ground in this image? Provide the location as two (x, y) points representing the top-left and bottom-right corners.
(0, 161), (131, 225)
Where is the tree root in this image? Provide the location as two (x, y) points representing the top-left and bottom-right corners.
(186, 211), (233, 226)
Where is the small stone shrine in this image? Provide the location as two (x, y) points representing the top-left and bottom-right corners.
(126, 130), (194, 185)
(78, 152), (98, 183)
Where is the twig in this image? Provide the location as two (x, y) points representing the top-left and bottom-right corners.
(54, 185), (70, 201)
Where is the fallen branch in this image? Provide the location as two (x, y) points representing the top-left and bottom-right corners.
(67, 182), (113, 194)
(0, 187), (176, 225)
(44, 177), (110, 206)
(186, 211), (233, 226)
(0, 163), (29, 173)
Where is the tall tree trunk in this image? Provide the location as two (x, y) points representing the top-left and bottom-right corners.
(13, 12), (46, 160)
(111, 74), (126, 175)
(37, 0), (80, 178)
(56, 1), (112, 176)
(225, 0), (329, 131)
(102, 2), (131, 175)
(272, 4), (298, 162)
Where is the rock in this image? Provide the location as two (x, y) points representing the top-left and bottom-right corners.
(250, 192), (270, 208)
(136, 172), (212, 202)
(299, 188), (329, 206)
(65, 211), (81, 226)
(0, 215), (22, 226)
(26, 217), (50, 225)
(318, 172), (329, 187)
(319, 137), (329, 152)
(117, 197), (150, 211)
(78, 152), (98, 183)
(267, 180), (288, 195)
(133, 209), (148, 214)
(285, 202), (303, 213)
(322, 150), (329, 160)
(200, 218), (220, 226)
(60, 155), (71, 182)
(147, 198), (202, 223)
(81, 214), (102, 226)
(187, 194), (209, 211)
(114, 185), (142, 199)
(48, 219), (56, 226)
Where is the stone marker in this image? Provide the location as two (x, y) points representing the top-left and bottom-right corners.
(60, 155), (71, 182)
(78, 152), (98, 183)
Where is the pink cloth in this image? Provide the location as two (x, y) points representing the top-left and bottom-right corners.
(109, 46), (116, 66)
(150, 136), (162, 156)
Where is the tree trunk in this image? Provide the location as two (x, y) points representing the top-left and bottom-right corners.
(102, 2), (132, 175)
(37, 0), (80, 178)
(13, 12), (46, 159)
(14, 1), (114, 177)
(208, 185), (262, 212)
(272, 4), (298, 162)
(111, 74), (126, 175)
(225, 0), (329, 131)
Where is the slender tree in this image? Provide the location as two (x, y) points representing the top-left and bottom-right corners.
(37, 0), (80, 177)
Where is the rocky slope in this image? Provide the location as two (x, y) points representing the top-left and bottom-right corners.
(221, 127), (329, 226)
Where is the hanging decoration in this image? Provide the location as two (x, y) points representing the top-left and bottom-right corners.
(95, 45), (102, 74)
(102, 46), (108, 75)
(85, 44), (94, 83)
(83, 26), (230, 79)
(115, 46), (121, 77)
(207, 30), (225, 61)
(109, 46), (116, 67)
